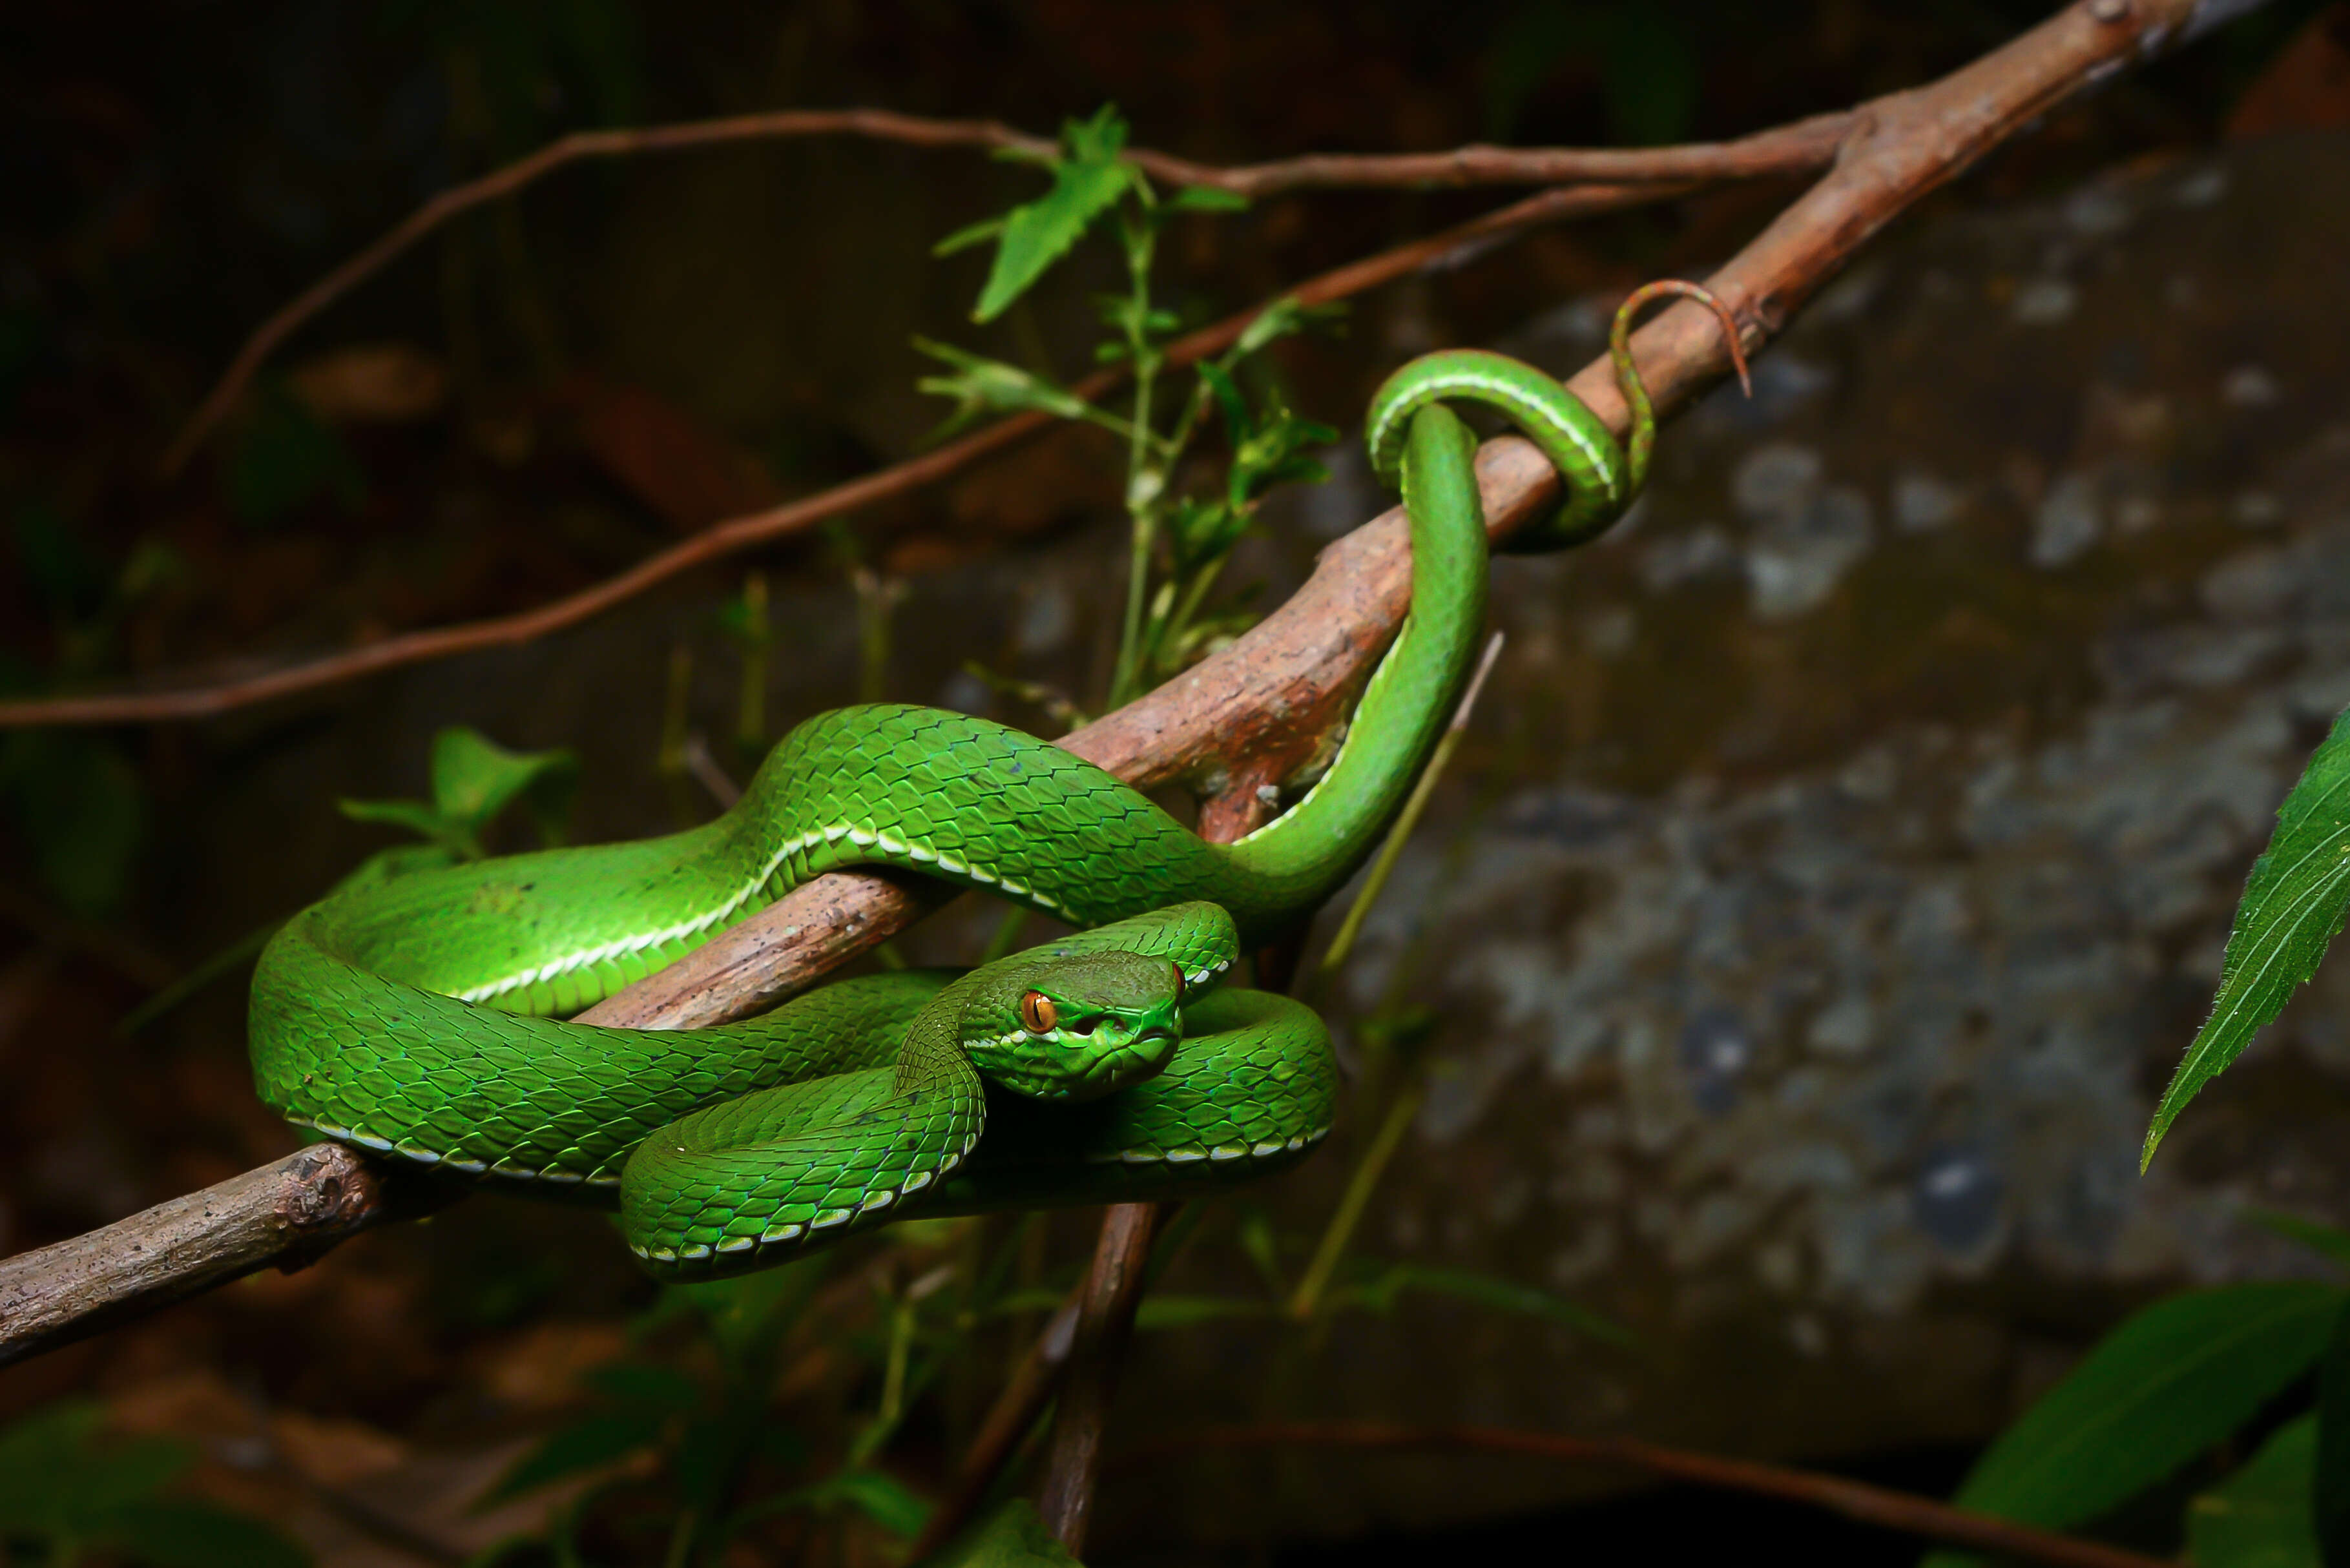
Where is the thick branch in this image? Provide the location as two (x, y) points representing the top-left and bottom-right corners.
(1112, 1423), (2170, 1568)
(0, 0), (2247, 1368)
(6, 180), (1663, 730)
(159, 107), (1841, 473)
(0, 1144), (448, 1369)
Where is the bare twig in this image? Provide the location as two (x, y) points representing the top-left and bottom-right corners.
(1143, 112), (1852, 197)
(8, 180), (1669, 731)
(0, 1144), (450, 1369)
(160, 107), (1844, 473)
(1112, 1422), (2171, 1568)
(0, 0), (2247, 1368)
(907, 1292), (1085, 1562)
(1034, 1204), (1163, 1554)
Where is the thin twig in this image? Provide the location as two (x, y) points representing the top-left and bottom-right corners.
(160, 108), (1846, 472)
(7, 180), (1672, 730)
(1110, 1422), (2170, 1568)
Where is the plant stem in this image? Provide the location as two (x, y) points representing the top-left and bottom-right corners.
(658, 1507), (696, 1568)
(1109, 202), (1163, 709)
(1307, 632), (1504, 1000)
(1285, 1079), (1425, 1322)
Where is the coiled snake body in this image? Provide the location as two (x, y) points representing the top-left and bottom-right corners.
(250, 285), (1742, 1278)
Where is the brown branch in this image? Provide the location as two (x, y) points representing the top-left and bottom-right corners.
(160, 106), (1842, 475)
(1034, 1202), (1163, 1554)
(9, 178), (1669, 732)
(1140, 111), (1853, 197)
(0, 0), (2251, 1368)
(908, 1292), (1085, 1562)
(1111, 1423), (2171, 1568)
(0, 1144), (451, 1370)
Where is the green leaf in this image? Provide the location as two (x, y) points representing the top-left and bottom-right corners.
(933, 217), (1007, 258)
(105, 1500), (311, 1568)
(2315, 1301), (2350, 1565)
(970, 106), (1135, 324)
(336, 797), (456, 845)
(818, 1469), (929, 1538)
(1135, 1294), (1276, 1330)
(1165, 185), (1249, 213)
(1229, 295), (1344, 362)
(1922, 1283), (2345, 1568)
(926, 1499), (1083, 1567)
(2251, 1210), (2350, 1273)
(914, 338), (1100, 434)
(1196, 362), (1251, 450)
(428, 728), (578, 844)
(723, 1467), (930, 1545)
(2148, 706), (2350, 1168)
(2187, 1414), (2322, 1568)
(480, 1410), (666, 1505)
(1346, 1264), (1631, 1346)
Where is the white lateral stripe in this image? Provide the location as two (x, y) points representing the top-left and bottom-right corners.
(453, 816), (1063, 1004)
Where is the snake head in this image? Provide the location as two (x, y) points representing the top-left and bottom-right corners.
(964, 950), (1185, 1102)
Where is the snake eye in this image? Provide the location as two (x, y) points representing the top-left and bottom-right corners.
(1018, 991), (1057, 1034)
(1170, 962), (1186, 1000)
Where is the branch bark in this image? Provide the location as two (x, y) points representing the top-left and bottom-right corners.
(0, 0), (2254, 1373)
(0, 1144), (450, 1369)
(1111, 1423), (2172, 1568)
(158, 107), (1844, 475)
(1034, 1203), (1163, 1554)
(5, 180), (1667, 730)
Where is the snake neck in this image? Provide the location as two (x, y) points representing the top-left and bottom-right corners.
(1217, 403), (1488, 920)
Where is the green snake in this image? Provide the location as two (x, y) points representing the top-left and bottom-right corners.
(249, 283), (1743, 1277)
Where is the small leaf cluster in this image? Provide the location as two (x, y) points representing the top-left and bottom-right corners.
(919, 104), (1342, 712)
(338, 725), (579, 876)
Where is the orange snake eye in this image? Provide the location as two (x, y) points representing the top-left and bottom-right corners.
(1018, 991), (1057, 1034)
(1170, 962), (1186, 1000)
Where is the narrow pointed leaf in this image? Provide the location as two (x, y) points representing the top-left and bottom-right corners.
(2147, 707), (2350, 1168)
(1920, 1283), (2344, 1568)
